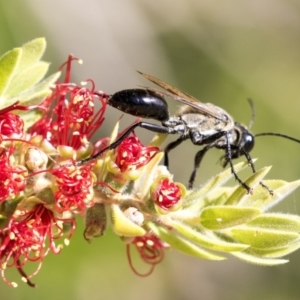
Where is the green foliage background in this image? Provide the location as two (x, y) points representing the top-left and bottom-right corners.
(1, 0), (300, 299)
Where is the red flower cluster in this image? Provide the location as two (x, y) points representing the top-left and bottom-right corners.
(0, 147), (26, 203)
(29, 56), (107, 150)
(0, 53), (173, 288)
(52, 164), (95, 214)
(0, 204), (75, 287)
(0, 55), (108, 287)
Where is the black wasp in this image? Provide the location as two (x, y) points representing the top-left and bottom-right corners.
(78, 71), (300, 193)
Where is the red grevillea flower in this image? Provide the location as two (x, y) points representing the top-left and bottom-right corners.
(29, 55), (108, 150)
(0, 147), (27, 203)
(115, 136), (159, 172)
(151, 178), (182, 210)
(0, 203), (75, 287)
(0, 112), (24, 138)
(126, 234), (168, 277)
(52, 164), (95, 214)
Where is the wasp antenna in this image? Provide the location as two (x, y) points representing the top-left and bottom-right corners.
(247, 98), (255, 130)
(255, 132), (300, 144)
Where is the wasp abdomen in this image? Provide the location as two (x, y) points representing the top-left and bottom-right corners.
(109, 89), (169, 121)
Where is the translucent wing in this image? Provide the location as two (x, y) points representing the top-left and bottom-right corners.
(138, 71), (228, 122)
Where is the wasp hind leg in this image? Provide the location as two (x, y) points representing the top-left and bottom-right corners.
(77, 121), (174, 166)
(188, 145), (211, 189)
(164, 137), (187, 168)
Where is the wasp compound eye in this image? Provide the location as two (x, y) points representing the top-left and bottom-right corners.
(242, 132), (255, 153)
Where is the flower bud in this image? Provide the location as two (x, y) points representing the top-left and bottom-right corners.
(123, 207), (144, 226)
(25, 147), (48, 171)
(84, 203), (107, 242)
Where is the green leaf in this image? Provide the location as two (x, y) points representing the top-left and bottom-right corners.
(0, 48), (22, 99)
(147, 222), (225, 260)
(149, 133), (168, 147)
(261, 179), (300, 211)
(166, 219), (249, 252)
(247, 240), (300, 258)
(200, 206), (262, 230)
(224, 166), (271, 205)
(247, 213), (300, 232)
(15, 71), (61, 105)
(230, 227), (299, 248)
(237, 180), (300, 210)
(133, 152), (164, 199)
(187, 187), (234, 212)
(4, 61), (50, 98)
(185, 161), (250, 209)
(14, 38), (46, 73)
(231, 250), (289, 266)
(0, 38), (56, 110)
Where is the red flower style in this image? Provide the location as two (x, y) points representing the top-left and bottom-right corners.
(52, 164), (95, 214)
(152, 178), (182, 210)
(29, 55), (108, 150)
(0, 147), (26, 203)
(126, 234), (168, 277)
(115, 136), (159, 172)
(0, 203), (75, 287)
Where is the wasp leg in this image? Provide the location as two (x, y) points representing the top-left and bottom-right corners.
(188, 145), (212, 189)
(76, 122), (175, 166)
(241, 149), (274, 195)
(189, 148), (208, 189)
(223, 132), (253, 194)
(197, 131), (253, 193)
(189, 130), (250, 191)
(164, 137), (187, 169)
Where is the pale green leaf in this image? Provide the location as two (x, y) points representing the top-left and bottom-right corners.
(200, 206), (262, 230)
(225, 166), (271, 205)
(15, 38), (46, 73)
(247, 240), (300, 258)
(185, 161), (250, 208)
(149, 133), (168, 147)
(147, 222), (225, 260)
(247, 213), (300, 232)
(230, 227), (299, 248)
(0, 48), (22, 99)
(231, 250), (288, 266)
(13, 71), (61, 105)
(237, 180), (300, 210)
(261, 179), (300, 211)
(18, 90), (51, 110)
(133, 152), (164, 199)
(166, 219), (249, 252)
(187, 187), (235, 212)
(4, 61), (49, 98)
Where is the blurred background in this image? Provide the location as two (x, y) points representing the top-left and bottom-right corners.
(1, 0), (300, 299)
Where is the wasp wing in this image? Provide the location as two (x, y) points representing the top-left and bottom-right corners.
(138, 71), (227, 122)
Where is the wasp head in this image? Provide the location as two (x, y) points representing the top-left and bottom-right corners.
(221, 123), (255, 168)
